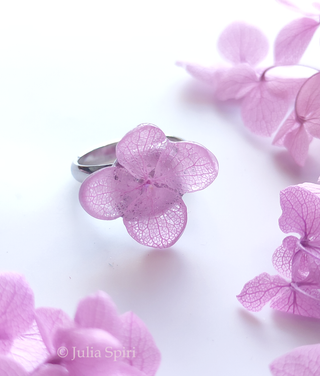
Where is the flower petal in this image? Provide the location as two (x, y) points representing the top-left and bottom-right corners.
(74, 291), (122, 340)
(55, 327), (121, 376)
(0, 273), (34, 341)
(217, 22), (269, 66)
(120, 312), (161, 376)
(79, 166), (140, 220)
(296, 72), (320, 138)
(270, 344), (320, 376)
(215, 64), (258, 101)
(279, 185), (320, 241)
(272, 236), (299, 279)
(241, 79), (290, 136)
(31, 364), (69, 376)
(35, 308), (73, 355)
(270, 285), (320, 318)
(275, 17), (319, 65)
(283, 124), (312, 165)
(237, 273), (289, 312)
(273, 110), (297, 146)
(10, 320), (48, 372)
(154, 141), (218, 194)
(123, 187), (187, 248)
(0, 356), (28, 376)
(116, 124), (168, 180)
(114, 362), (148, 376)
(176, 61), (226, 90)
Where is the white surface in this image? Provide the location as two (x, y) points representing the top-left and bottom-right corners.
(1, 1), (320, 375)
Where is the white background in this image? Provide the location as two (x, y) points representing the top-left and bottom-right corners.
(1, 1), (320, 375)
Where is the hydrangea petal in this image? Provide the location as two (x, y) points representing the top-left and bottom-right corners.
(116, 124), (168, 180)
(273, 111), (297, 146)
(10, 321), (48, 372)
(296, 72), (320, 138)
(215, 64), (258, 101)
(241, 79), (290, 136)
(217, 22), (269, 66)
(237, 273), (289, 312)
(74, 291), (122, 340)
(275, 18), (319, 65)
(272, 236), (299, 279)
(283, 124), (312, 166)
(35, 308), (73, 355)
(79, 166), (141, 220)
(270, 344), (320, 376)
(0, 356), (28, 376)
(123, 187), (187, 248)
(120, 312), (161, 376)
(154, 141), (219, 194)
(176, 61), (226, 90)
(271, 285), (320, 318)
(0, 273), (34, 340)
(277, 0), (320, 16)
(55, 327), (121, 376)
(31, 364), (69, 376)
(279, 185), (320, 241)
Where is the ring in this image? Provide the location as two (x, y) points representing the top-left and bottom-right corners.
(74, 123), (219, 248)
(71, 137), (183, 183)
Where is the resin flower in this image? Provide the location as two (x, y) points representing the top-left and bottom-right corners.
(79, 123), (219, 248)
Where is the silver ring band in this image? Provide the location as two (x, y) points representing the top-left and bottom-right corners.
(71, 136), (183, 182)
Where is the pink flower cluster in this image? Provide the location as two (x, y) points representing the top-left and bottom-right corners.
(0, 272), (161, 376)
(237, 182), (320, 374)
(178, 1), (320, 166)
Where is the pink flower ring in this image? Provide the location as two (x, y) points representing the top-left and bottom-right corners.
(72, 123), (219, 248)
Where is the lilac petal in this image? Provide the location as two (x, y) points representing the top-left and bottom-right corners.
(272, 236), (299, 279)
(283, 124), (312, 166)
(55, 327), (121, 376)
(35, 308), (73, 355)
(296, 72), (320, 138)
(176, 61), (226, 90)
(270, 344), (320, 376)
(241, 79), (290, 136)
(277, 0), (320, 16)
(31, 364), (69, 376)
(154, 141), (219, 194)
(120, 312), (161, 376)
(237, 273), (289, 312)
(217, 22), (269, 66)
(299, 182), (320, 199)
(279, 185), (320, 241)
(275, 18), (319, 65)
(74, 291), (122, 340)
(79, 166), (140, 220)
(0, 356), (28, 376)
(0, 273), (34, 341)
(271, 285), (320, 318)
(10, 320), (48, 372)
(215, 64), (258, 101)
(116, 124), (168, 180)
(273, 111), (297, 146)
(123, 187), (187, 248)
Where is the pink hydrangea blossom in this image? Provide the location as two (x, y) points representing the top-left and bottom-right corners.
(79, 123), (219, 248)
(0, 273), (161, 376)
(238, 183), (320, 318)
(178, 22), (306, 137)
(273, 72), (320, 166)
(270, 344), (320, 376)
